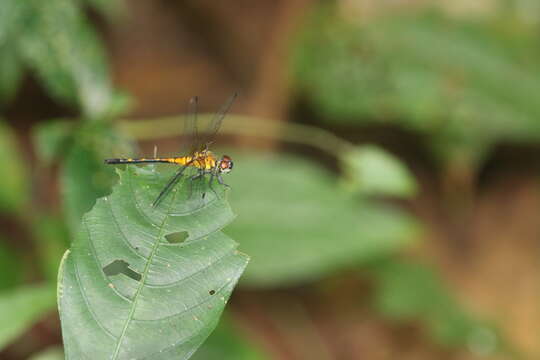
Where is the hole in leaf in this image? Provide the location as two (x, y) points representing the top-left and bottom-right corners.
(103, 260), (142, 281)
(165, 231), (189, 244)
(209, 290), (216, 295)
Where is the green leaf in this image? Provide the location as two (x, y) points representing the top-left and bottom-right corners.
(0, 43), (23, 105)
(341, 145), (417, 197)
(191, 316), (268, 360)
(370, 259), (499, 353)
(29, 347), (64, 360)
(293, 6), (540, 166)
(0, 120), (29, 213)
(17, 0), (113, 118)
(31, 216), (70, 283)
(0, 284), (56, 350)
(32, 120), (74, 165)
(0, 239), (21, 290)
(60, 123), (132, 234)
(102, 90), (135, 120)
(61, 141), (117, 233)
(0, 1), (24, 44)
(226, 152), (420, 288)
(58, 166), (248, 359)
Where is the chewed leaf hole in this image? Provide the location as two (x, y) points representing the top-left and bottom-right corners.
(166, 231), (189, 244)
(103, 260), (142, 281)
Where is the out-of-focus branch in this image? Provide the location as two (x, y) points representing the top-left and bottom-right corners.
(117, 115), (354, 158)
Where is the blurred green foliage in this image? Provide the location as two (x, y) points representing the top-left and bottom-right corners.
(0, 240), (20, 290)
(58, 123), (130, 233)
(191, 318), (268, 360)
(32, 120), (133, 234)
(1, 0), (115, 118)
(29, 347), (64, 360)
(30, 216), (70, 283)
(369, 259), (499, 353)
(224, 150), (502, 354)
(32, 121), (74, 165)
(0, 120), (29, 214)
(294, 5), (540, 167)
(0, 0), (524, 358)
(341, 145), (417, 197)
(227, 151), (419, 287)
(0, 285), (56, 349)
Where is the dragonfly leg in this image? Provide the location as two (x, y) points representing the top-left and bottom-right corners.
(152, 161), (192, 208)
(217, 174), (231, 189)
(206, 172), (219, 199)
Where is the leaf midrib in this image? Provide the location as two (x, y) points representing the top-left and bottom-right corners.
(110, 176), (178, 359)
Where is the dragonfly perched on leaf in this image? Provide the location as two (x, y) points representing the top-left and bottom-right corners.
(105, 94), (237, 208)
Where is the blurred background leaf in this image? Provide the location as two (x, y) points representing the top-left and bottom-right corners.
(60, 141), (116, 233)
(0, 284), (56, 350)
(59, 122), (132, 233)
(5, 0), (114, 119)
(30, 216), (70, 284)
(32, 121), (74, 165)
(341, 145), (417, 197)
(226, 152), (420, 287)
(369, 259), (500, 353)
(0, 47), (23, 106)
(0, 121), (29, 214)
(28, 347), (64, 360)
(293, 5), (540, 169)
(0, 239), (20, 290)
(191, 317), (268, 360)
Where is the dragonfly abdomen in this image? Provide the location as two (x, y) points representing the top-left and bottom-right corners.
(104, 156), (216, 170)
(104, 158), (178, 165)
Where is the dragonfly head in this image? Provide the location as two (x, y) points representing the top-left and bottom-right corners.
(218, 155), (233, 174)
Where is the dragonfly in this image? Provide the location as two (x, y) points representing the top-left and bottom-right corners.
(104, 93), (237, 208)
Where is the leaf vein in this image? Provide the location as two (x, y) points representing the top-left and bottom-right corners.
(126, 169), (162, 231)
(72, 224), (118, 340)
(144, 247), (235, 288)
(83, 218), (134, 304)
(111, 169), (177, 359)
(132, 279), (231, 323)
(107, 197), (151, 260)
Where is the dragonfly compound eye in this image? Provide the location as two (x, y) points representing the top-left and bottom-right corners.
(220, 156), (233, 173)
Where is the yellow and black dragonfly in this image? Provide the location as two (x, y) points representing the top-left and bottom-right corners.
(105, 94), (237, 208)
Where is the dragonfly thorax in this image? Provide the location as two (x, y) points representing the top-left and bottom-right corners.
(186, 150), (217, 170)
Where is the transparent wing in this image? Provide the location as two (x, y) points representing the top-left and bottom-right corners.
(152, 165), (189, 208)
(184, 96), (203, 156)
(185, 169), (225, 211)
(200, 93), (237, 151)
